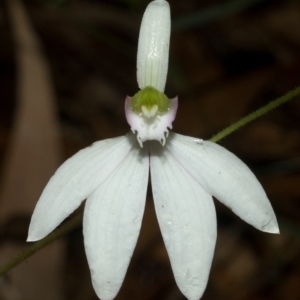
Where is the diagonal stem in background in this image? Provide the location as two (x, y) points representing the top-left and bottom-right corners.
(209, 87), (300, 143)
(0, 211), (82, 277)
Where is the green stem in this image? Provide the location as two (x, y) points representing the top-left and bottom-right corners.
(0, 210), (83, 277)
(210, 86), (300, 143)
(0, 86), (299, 277)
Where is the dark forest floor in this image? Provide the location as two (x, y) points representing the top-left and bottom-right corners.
(0, 0), (300, 299)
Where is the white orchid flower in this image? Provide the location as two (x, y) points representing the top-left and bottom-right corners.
(27, 0), (279, 299)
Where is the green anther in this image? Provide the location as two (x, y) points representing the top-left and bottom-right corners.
(131, 86), (169, 113)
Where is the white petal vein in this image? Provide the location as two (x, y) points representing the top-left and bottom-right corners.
(28, 134), (136, 241)
(150, 142), (217, 300)
(167, 133), (279, 234)
(83, 142), (149, 300)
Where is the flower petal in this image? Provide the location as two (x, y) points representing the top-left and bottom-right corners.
(27, 134), (136, 241)
(137, 0), (171, 92)
(83, 143), (149, 300)
(167, 133), (279, 234)
(150, 142), (217, 300)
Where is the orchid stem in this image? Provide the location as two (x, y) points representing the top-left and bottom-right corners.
(0, 86), (299, 277)
(210, 86), (300, 143)
(0, 211), (83, 277)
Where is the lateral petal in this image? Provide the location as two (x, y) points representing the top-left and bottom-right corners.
(83, 143), (149, 300)
(28, 134), (136, 241)
(167, 133), (279, 234)
(150, 142), (217, 300)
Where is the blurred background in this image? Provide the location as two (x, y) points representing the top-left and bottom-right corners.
(0, 0), (300, 299)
